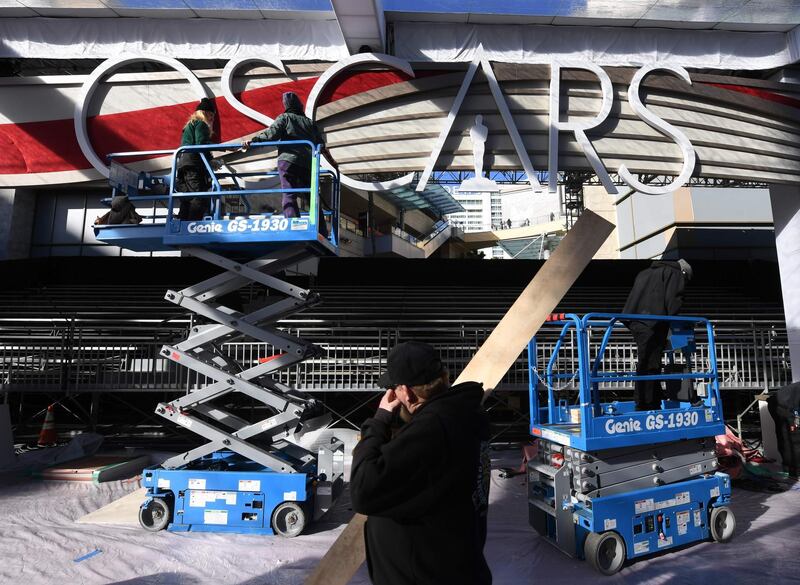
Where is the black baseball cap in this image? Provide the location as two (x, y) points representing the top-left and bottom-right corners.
(378, 341), (443, 388)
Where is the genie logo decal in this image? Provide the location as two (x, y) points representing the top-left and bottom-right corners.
(604, 418), (642, 435)
(186, 222), (222, 234)
(604, 411), (701, 435)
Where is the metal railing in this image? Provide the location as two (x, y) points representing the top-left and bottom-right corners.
(0, 324), (791, 395)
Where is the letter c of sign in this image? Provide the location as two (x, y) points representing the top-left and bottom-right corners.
(304, 53), (418, 192)
(74, 54), (209, 178)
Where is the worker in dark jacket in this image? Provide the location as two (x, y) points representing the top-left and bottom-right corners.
(350, 341), (492, 585)
(623, 259), (693, 410)
(243, 92), (336, 235)
(176, 97), (216, 220)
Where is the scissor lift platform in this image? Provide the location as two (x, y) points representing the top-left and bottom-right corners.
(94, 141), (348, 537)
(527, 314), (735, 575)
(93, 139), (339, 257)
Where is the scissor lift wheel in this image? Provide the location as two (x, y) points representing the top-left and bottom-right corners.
(584, 531), (626, 576)
(271, 502), (306, 537)
(710, 506), (736, 543)
(139, 498), (171, 532)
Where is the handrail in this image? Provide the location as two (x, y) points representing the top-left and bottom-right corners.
(101, 140), (339, 245)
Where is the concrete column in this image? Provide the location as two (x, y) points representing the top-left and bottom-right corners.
(769, 184), (800, 382)
(0, 188), (36, 260)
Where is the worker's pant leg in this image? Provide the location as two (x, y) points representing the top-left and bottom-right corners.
(631, 322), (669, 410)
(277, 160), (301, 218)
(176, 166), (210, 220)
(277, 160), (329, 238)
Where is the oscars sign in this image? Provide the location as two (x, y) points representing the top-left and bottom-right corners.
(74, 51), (696, 196)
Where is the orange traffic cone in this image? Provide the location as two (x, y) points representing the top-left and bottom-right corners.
(37, 404), (58, 446)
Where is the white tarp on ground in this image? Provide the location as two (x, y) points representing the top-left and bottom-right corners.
(1, 452), (799, 584)
(394, 22), (800, 70)
(0, 18), (349, 61)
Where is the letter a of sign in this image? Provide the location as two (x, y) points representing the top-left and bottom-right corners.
(416, 46), (545, 195)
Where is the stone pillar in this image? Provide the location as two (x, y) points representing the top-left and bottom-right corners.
(770, 184), (800, 382)
(0, 188), (36, 260)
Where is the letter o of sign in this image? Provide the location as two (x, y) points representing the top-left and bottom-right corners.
(304, 53), (418, 192)
(74, 54), (209, 178)
(221, 57), (287, 128)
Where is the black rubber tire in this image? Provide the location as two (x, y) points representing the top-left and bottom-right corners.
(584, 531), (626, 576)
(271, 502), (306, 537)
(710, 506), (736, 543)
(139, 497), (171, 532)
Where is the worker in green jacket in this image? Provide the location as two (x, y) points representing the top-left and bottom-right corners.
(244, 92), (337, 235)
(176, 97), (216, 220)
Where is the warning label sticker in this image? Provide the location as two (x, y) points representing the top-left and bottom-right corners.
(188, 478), (206, 490)
(657, 536), (674, 549)
(676, 511), (690, 535)
(239, 479), (261, 492)
(694, 509), (703, 527)
(710, 486), (720, 498)
(705, 409), (714, 422)
(204, 509), (228, 525)
(189, 490), (237, 508)
(634, 541), (650, 554)
(604, 518), (617, 531)
(157, 478), (170, 489)
(541, 428), (571, 446)
(689, 464), (703, 475)
(655, 498), (676, 510)
(635, 499), (654, 514)
(656, 491), (691, 510)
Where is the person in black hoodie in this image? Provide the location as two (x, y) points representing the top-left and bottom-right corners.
(623, 259), (693, 411)
(350, 341), (492, 585)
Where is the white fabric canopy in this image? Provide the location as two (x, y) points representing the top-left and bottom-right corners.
(0, 18), (349, 61)
(395, 22), (800, 70)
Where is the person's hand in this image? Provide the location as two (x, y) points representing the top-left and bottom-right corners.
(378, 389), (400, 413)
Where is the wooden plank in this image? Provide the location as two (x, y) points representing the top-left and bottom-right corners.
(76, 488), (146, 526)
(303, 513), (367, 585)
(455, 210), (614, 390)
(303, 210), (614, 585)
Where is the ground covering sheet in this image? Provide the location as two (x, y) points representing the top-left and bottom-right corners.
(0, 453), (798, 585)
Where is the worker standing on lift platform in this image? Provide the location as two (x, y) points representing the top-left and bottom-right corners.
(177, 97), (216, 220)
(243, 92), (337, 236)
(623, 259), (693, 411)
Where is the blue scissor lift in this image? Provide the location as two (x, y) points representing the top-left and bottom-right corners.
(95, 141), (346, 536)
(527, 313), (736, 574)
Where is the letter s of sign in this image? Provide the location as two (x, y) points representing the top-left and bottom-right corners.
(74, 54), (209, 178)
(618, 64), (697, 195)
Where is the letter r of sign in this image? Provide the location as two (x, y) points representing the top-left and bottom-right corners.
(548, 62), (617, 194)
